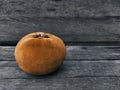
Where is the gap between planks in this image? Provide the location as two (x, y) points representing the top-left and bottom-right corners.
(0, 45), (120, 60)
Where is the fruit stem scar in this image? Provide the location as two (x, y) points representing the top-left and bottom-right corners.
(33, 33), (49, 38)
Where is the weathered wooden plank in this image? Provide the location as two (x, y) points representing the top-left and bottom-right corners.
(67, 46), (120, 60)
(0, 77), (120, 90)
(0, 46), (120, 61)
(1, 61), (120, 78)
(0, 17), (120, 43)
(0, 0), (120, 17)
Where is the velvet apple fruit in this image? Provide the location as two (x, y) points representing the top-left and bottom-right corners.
(14, 32), (66, 75)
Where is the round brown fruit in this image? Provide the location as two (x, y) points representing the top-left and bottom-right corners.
(14, 32), (66, 75)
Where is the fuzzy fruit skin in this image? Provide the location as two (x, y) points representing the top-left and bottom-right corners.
(14, 32), (66, 75)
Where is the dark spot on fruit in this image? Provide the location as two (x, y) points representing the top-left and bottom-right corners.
(33, 34), (50, 38)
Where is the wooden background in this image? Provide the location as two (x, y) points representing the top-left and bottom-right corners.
(0, 0), (120, 90)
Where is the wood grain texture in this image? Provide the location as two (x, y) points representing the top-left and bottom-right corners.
(1, 0), (120, 89)
(1, 61), (120, 79)
(0, 0), (120, 17)
(0, 17), (120, 43)
(0, 77), (120, 90)
(1, 46), (120, 61)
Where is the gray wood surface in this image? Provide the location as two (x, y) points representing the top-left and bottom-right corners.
(0, 0), (120, 17)
(1, 0), (120, 89)
(1, 46), (120, 61)
(0, 0), (120, 43)
(0, 17), (120, 43)
(1, 61), (120, 79)
(0, 46), (120, 89)
(0, 77), (120, 90)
